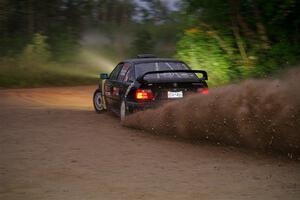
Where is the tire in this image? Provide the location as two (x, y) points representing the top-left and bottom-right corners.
(93, 90), (105, 113)
(120, 99), (127, 121)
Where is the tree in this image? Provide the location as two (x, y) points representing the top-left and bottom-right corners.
(177, 28), (233, 86)
(131, 29), (154, 55)
(177, 0), (300, 81)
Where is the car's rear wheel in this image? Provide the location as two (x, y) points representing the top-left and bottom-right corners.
(93, 90), (105, 113)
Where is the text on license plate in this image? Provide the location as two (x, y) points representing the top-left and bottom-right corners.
(168, 91), (183, 98)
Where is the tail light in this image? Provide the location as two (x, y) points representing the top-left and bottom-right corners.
(135, 89), (154, 100)
(198, 88), (209, 94)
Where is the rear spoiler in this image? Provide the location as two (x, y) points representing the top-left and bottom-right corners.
(137, 70), (208, 83)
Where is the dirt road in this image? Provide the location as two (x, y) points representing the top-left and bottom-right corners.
(0, 86), (299, 200)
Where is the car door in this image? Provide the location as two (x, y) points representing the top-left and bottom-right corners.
(111, 63), (132, 111)
(104, 63), (123, 109)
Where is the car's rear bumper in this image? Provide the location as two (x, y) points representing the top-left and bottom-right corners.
(127, 101), (156, 112)
(126, 99), (176, 113)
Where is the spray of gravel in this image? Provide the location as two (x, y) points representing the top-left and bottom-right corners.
(123, 68), (300, 159)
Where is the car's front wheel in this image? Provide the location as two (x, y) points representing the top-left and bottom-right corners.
(93, 90), (105, 113)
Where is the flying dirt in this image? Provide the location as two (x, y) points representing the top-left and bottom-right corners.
(124, 68), (300, 159)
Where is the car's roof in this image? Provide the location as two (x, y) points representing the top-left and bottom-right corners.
(123, 58), (183, 64)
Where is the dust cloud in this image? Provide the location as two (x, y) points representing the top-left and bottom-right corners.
(124, 68), (300, 159)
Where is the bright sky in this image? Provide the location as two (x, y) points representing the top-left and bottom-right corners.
(135, 0), (180, 11)
(160, 0), (180, 10)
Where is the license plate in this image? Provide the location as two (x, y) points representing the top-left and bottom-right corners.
(168, 91), (183, 99)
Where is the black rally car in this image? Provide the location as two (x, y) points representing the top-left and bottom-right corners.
(93, 55), (208, 121)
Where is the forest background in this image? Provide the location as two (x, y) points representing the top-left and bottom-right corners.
(0, 0), (299, 87)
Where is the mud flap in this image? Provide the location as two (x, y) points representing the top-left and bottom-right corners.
(101, 79), (107, 110)
(125, 82), (135, 98)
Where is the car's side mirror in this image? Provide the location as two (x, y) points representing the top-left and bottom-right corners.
(100, 73), (109, 80)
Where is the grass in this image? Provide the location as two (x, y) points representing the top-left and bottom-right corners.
(0, 59), (100, 88)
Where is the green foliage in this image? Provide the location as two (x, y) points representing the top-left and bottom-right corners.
(131, 29), (154, 55)
(1, 0), (299, 88)
(18, 33), (50, 68)
(253, 41), (300, 77)
(176, 29), (233, 86)
(178, 0), (300, 85)
(0, 33), (100, 88)
(49, 32), (79, 62)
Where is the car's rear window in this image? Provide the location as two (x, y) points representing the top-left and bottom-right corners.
(135, 62), (198, 81)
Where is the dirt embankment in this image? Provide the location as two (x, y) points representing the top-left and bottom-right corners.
(124, 68), (300, 159)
